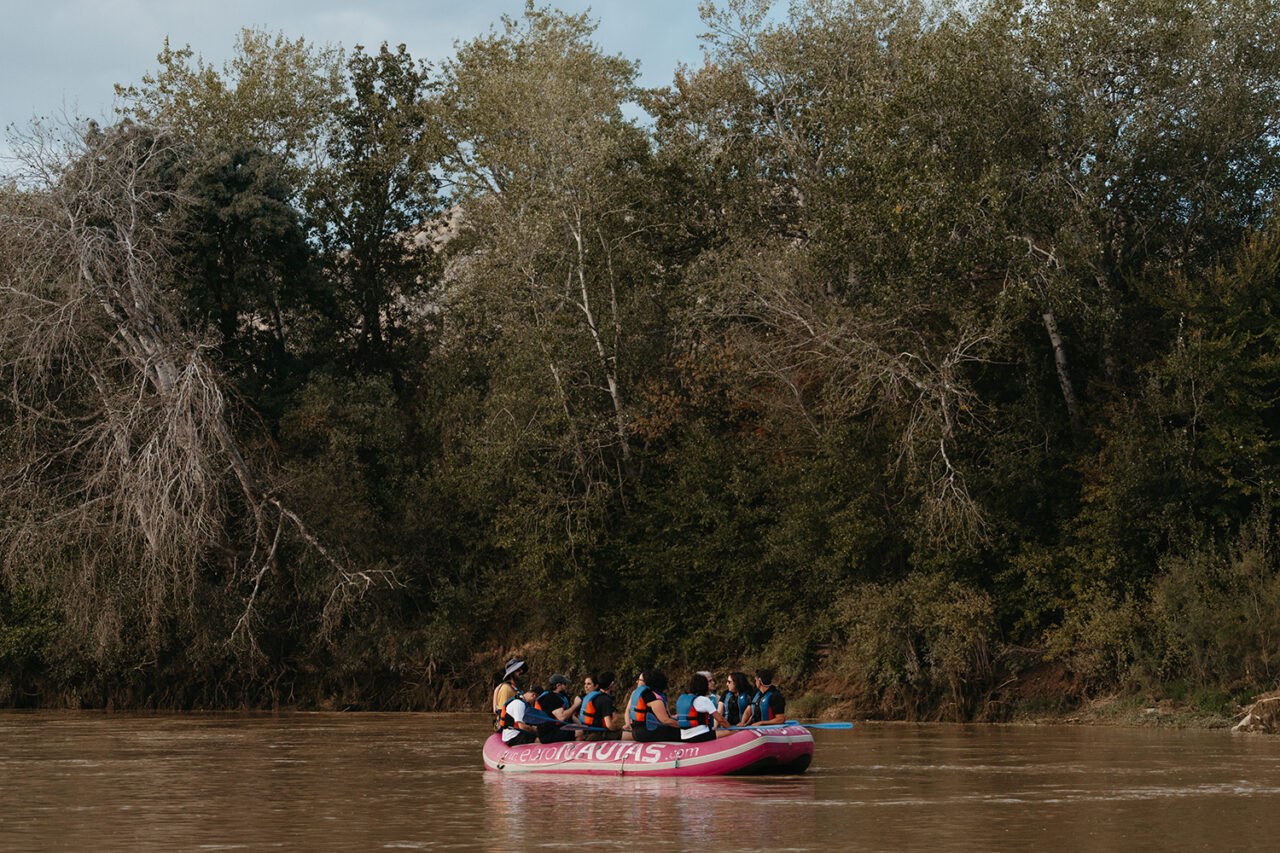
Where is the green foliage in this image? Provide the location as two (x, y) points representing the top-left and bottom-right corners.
(1147, 509), (1280, 688)
(1071, 202), (1280, 593)
(276, 374), (415, 560)
(439, 2), (640, 199)
(837, 572), (996, 718)
(0, 586), (56, 670)
(172, 145), (324, 393)
(6, 0), (1280, 713)
(1042, 584), (1143, 687)
(309, 42), (444, 378)
(115, 28), (345, 184)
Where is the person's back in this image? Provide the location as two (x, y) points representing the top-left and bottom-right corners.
(677, 673), (728, 742)
(621, 670), (646, 740)
(695, 670), (717, 718)
(493, 681), (517, 714)
(630, 670), (681, 743)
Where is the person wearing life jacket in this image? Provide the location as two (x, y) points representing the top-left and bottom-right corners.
(676, 673), (734, 742)
(576, 671), (620, 742)
(620, 670), (646, 741)
(695, 671), (720, 722)
(498, 685), (540, 746)
(492, 658), (525, 733)
(533, 674), (581, 744)
(628, 669), (682, 743)
(577, 673), (597, 715)
(720, 671), (754, 727)
(746, 668), (787, 726)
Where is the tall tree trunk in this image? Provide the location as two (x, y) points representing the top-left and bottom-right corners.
(1043, 310), (1083, 440)
(570, 217), (632, 468)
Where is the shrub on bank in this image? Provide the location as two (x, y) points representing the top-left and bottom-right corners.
(835, 572), (995, 720)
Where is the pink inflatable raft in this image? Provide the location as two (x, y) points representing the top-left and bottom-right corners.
(483, 726), (814, 776)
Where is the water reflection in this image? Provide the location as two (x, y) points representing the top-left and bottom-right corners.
(484, 772), (816, 849)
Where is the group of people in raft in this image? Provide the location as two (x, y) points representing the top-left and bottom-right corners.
(492, 660), (786, 747)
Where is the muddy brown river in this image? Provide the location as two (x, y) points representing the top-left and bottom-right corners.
(2, 711), (1279, 851)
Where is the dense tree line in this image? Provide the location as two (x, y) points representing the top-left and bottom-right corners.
(1, 0), (1278, 717)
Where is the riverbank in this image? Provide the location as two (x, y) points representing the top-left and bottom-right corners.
(793, 691), (1241, 730)
(790, 664), (1253, 731)
(2, 645), (1270, 729)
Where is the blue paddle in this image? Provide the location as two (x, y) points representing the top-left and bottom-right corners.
(520, 706), (608, 731)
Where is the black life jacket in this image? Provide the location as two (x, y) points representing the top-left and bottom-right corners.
(721, 690), (749, 726)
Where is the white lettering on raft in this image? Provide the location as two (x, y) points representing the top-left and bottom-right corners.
(526, 741), (689, 764)
(568, 743), (652, 762)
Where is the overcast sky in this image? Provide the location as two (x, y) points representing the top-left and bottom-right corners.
(1, 0), (716, 162)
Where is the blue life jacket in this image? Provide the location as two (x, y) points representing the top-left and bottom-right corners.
(492, 681), (519, 731)
(535, 690), (569, 720)
(676, 694), (710, 729)
(753, 686), (780, 723)
(499, 695), (527, 730)
(630, 688), (667, 730)
(580, 690), (607, 728)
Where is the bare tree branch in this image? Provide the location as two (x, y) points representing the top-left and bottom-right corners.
(704, 244), (994, 547)
(0, 120), (388, 658)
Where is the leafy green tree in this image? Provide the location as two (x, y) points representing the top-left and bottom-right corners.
(652, 1), (1017, 550)
(173, 146), (325, 390)
(661, 0), (1280, 551)
(1006, 0), (1280, 422)
(115, 29), (345, 185)
(309, 43), (443, 379)
(5, 0), (1280, 713)
(1074, 214), (1280, 582)
(437, 4), (656, 505)
(427, 5), (694, 650)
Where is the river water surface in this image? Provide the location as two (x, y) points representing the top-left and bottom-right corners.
(3, 711), (1280, 851)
